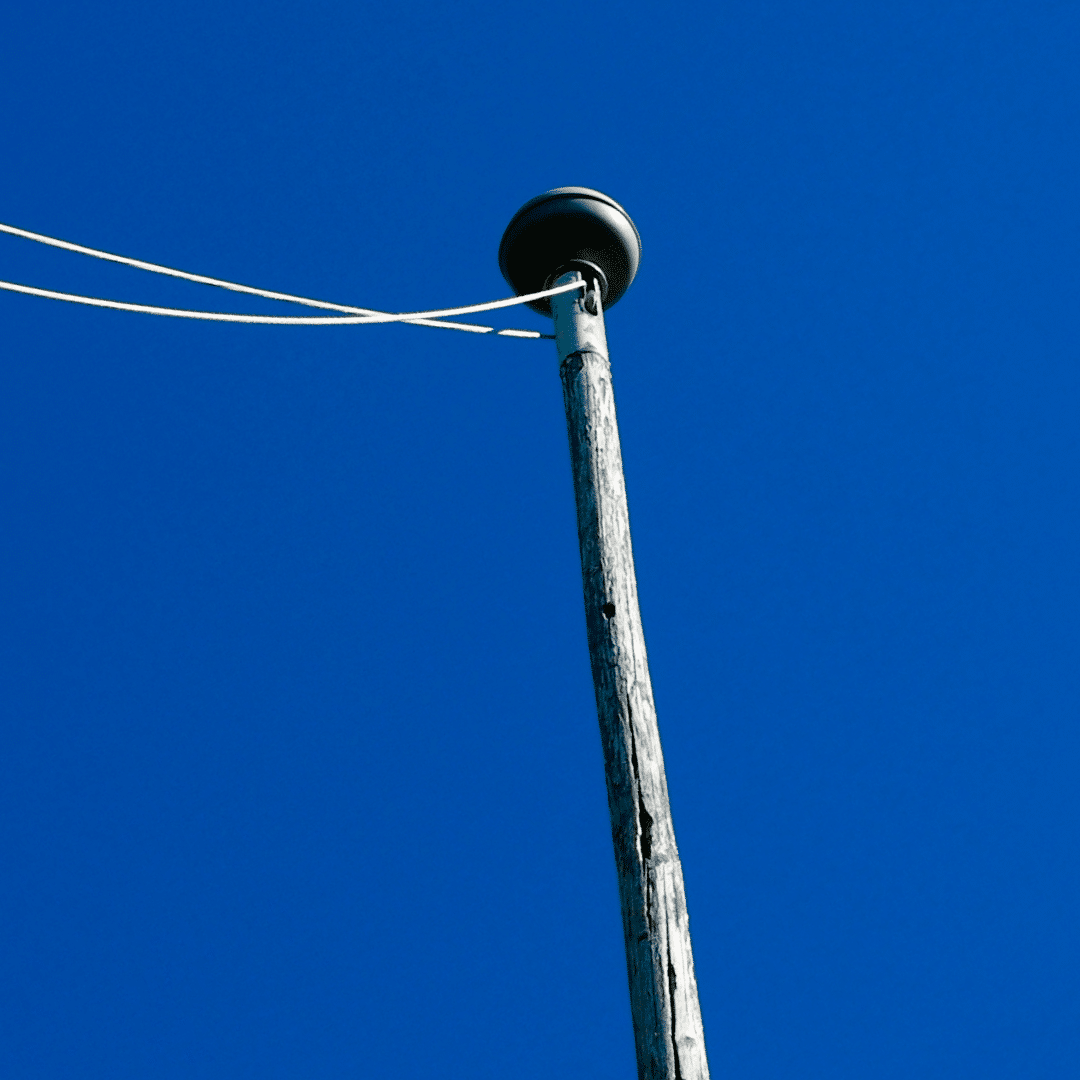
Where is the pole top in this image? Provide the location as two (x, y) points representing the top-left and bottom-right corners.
(498, 187), (641, 316)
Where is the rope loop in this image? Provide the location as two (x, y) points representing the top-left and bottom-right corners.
(0, 222), (576, 337)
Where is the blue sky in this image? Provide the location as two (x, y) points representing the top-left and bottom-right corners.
(2, 2), (1078, 1077)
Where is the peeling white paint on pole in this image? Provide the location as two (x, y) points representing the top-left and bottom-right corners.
(552, 272), (710, 1080)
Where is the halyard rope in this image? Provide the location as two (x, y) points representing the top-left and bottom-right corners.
(0, 222), (572, 337)
(0, 277), (581, 328)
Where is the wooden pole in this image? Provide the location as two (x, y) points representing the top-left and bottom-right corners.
(552, 271), (710, 1080)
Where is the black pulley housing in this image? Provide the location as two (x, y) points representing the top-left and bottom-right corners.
(498, 187), (641, 316)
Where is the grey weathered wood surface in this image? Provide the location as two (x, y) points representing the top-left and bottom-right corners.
(552, 273), (710, 1080)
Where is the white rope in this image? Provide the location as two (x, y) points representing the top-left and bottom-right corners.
(0, 221), (558, 337)
(0, 277), (581, 327)
(0, 221), (482, 331)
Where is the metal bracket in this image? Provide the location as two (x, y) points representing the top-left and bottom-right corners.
(584, 277), (601, 316)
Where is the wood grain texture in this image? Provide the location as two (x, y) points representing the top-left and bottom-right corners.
(552, 274), (710, 1080)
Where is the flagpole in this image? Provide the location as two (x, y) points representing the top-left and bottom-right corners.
(500, 189), (710, 1080)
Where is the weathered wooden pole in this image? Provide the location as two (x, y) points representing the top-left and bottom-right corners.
(500, 189), (710, 1080)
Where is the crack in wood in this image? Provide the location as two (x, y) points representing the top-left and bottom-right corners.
(667, 934), (683, 1080)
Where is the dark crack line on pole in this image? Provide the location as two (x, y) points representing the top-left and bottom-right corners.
(667, 937), (683, 1080)
(628, 705), (656, 937)
(628, 703), (654, 863)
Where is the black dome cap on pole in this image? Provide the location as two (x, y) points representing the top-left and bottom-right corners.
(498, 187), (641, 316)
